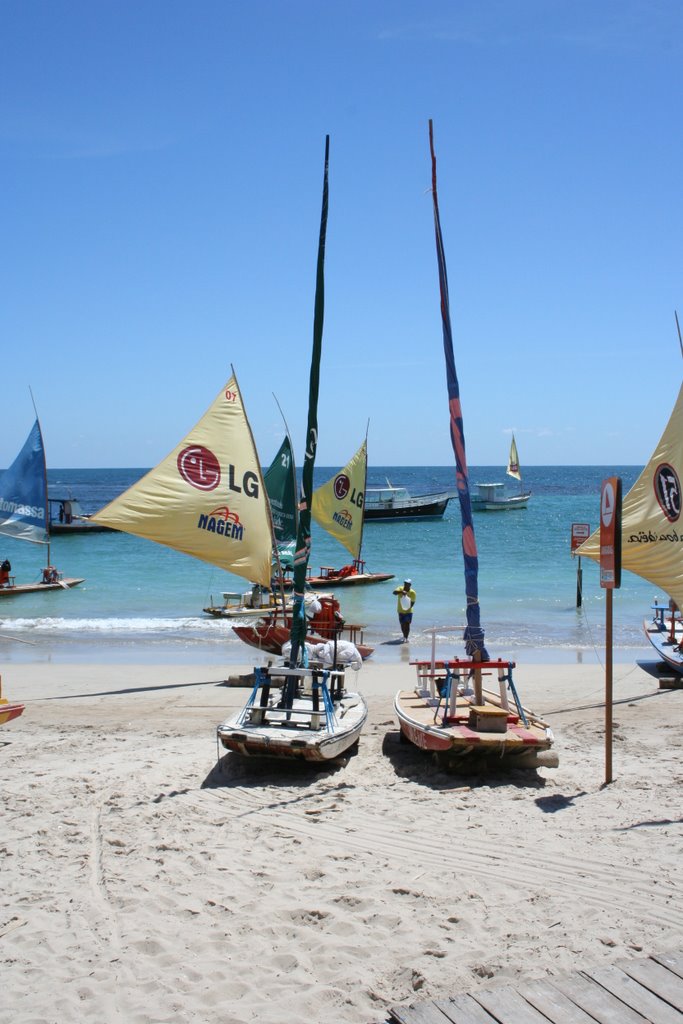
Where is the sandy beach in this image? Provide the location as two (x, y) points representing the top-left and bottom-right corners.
(2, 655), (682, 1024)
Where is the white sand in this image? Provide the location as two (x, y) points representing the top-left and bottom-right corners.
(2, 657), (682, 1023)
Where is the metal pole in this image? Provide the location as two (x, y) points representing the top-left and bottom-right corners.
(605, 588), (613, 785)
(576, 556), (582, 608)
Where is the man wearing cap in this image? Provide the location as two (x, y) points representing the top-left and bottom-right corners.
(392, 578), (416, 642)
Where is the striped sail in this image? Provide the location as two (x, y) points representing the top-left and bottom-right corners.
(312, 440), (366, 559)
(92, 375), (273, 586)
(577, 381), (683, 609)
(429, 120), (488, 659)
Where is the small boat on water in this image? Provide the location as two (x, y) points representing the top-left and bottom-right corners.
(203, 585), (293, 619)
(48, 496), (113, 534)
(471, 436), (531, 511)
(363, 481), (453, 521)
(268, 438), (394, 587)
(0, 417), (84, 596)
(394, 121), (557, 771)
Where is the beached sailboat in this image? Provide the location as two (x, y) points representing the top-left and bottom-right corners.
(217, 137), (368, 762)
(576, 376), (683, 674)
(471, 434), (531, 511)
(0, 674), (24, 726)
(393, 122), (556, 769)
(0, 419), (84, 596)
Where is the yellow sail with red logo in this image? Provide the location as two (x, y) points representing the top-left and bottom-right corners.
(92, 375), (273, 586)
(576, 381), (683, 610)
(311, 440), (366, 558)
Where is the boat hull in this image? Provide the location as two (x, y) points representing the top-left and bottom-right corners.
(218, 692), (368, 762)
(233, 620), (373, 660)
(363, 495), (451, 522)
(0, 577), (85, 597)
(0, 700), (25, 725)
(394, 687), (556, 769)
(643, 616), (683, 674)
(305, 571), (394, 588)
(471, 491), (531, 512)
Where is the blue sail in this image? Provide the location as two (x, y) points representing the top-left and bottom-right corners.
(429, 121), (488, 661)
(0, 420), (48, 544)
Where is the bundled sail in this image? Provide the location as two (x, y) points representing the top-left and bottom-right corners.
(507, 434), (522, 481)
(577, 381), (683, 610)
(0, 420), (48, 545)
(264, 435), (298, 570)
(312, 440), (366, 559)
(92, 375), (273, 587)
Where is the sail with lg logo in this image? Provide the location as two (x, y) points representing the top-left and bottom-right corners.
(654, 463), (681, 523)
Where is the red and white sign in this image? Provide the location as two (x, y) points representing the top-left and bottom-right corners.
(570, 522), (590, 552)
(599, 477), (621, 589)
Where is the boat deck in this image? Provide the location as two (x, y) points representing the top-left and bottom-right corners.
(396, 688), (551, 753)
(382, 948), (683, 1023)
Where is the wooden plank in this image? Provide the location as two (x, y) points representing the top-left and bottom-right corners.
(653, 951), (683, 981)
(472, 985), (556, 1023)
(389, 1001), (459, 1023)
(444, 993), (499, 1023)
(616, 957), (683, 1012)
(520, 978), (598, 1023)
(552, 972), (648, 1024)
(585, 964), (682, 1024)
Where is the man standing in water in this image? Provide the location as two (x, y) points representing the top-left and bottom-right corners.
(393, 579), (416, 642)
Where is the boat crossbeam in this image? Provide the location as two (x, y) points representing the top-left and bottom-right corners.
(239, 664), (342, 731)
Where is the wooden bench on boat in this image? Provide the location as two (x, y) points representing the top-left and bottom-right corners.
(410, 658), (527, 724)
(243, 664), (348, 731)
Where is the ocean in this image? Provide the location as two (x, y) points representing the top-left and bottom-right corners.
(0, 465), (657, 667)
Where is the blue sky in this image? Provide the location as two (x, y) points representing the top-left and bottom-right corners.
(2, 0), (681, 470)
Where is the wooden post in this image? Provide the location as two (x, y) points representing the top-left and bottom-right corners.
(605, 589), (613, 785)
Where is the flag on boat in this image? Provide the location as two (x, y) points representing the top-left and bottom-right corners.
(507, 434), (522, 481)
(92, 376), (274, 586)
(264, 435), (298, 570)
(429, 119), (488, 660)
(577, 381), (683, 610)
(312, 440), (366, 559)
(0, 420), (48, 545)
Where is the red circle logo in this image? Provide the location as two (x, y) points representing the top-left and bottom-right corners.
(177, 445), (221, 491)
(334, 474), (350, 500)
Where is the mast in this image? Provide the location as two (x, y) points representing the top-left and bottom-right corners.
(289, 135), (330, 665)
(428, 119), (488, 662)
(29, 389), (51, 569)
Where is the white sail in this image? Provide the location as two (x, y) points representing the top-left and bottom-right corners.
(577, 381), (683, 609)
(507, 434), (522, 481)
(92, 375), (273, 586)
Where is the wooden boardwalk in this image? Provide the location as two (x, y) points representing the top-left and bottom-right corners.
(384, 950), (683, 1023)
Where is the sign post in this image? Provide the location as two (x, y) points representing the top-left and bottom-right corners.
(599, 478), (622, 785)
(571, 523), (591, 608)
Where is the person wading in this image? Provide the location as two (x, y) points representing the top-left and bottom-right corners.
(393, 578), (416, 642)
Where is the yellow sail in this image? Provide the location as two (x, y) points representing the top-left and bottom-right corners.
(92, 376), (273, 586)
(311, 440), (366, 559)
(577, 381), (683, 609)
(507, 434), (522, 481)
